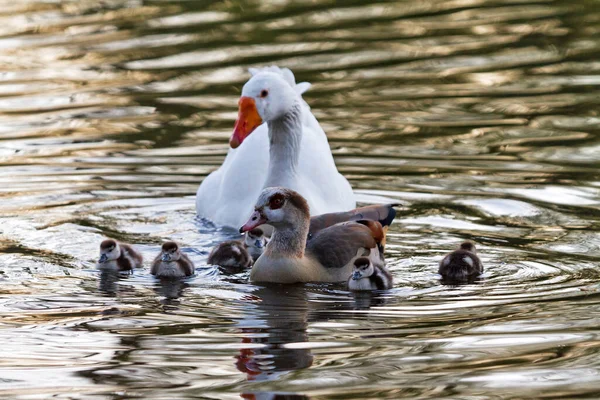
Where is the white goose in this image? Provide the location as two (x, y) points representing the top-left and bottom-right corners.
(196, 66), (355, 228)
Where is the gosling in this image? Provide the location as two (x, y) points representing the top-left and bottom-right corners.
(208, 240), (252, 272)
(151, 241), (195, 278)
(97, 239), (143, 273)
(348, 257), (393, 291)
(438, 241), (483, 283)
(243, 228), (268, 261)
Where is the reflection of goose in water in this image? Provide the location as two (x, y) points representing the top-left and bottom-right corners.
(98, 270), (119, 295)
(98, 270), (188, 301)
(154, 278), (188, 301)
(351, 290), (389, 310)
(236, 285), (313, 381)
(235, 283), (390, 394)
(241, 393), (309, 400)
(98, 269), (138, 296)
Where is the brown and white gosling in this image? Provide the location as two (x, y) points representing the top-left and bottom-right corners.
(207, 240), (252, 271)
(207, 228), (267, 271)
(243, 228), (268, 261)
(151, 241), (195, 278)
(97, 239), (143, 273)
(348, 257), (393, 291)
(438, 241), (483, 283)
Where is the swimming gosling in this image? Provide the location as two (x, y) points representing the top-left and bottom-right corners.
(97, 239), (143, 273)
(207, 240), (252, 271)
(348, 257), (393, 291)
(151, 241), (195, 278)
(438, 241), (483, 283)
(243, 228), (268, 261)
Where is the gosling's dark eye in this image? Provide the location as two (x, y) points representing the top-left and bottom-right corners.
(260, 89), (269, 98)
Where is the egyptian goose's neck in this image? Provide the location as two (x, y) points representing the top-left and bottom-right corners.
(265, 101), (302, 188)
(265, 216), (309, 259)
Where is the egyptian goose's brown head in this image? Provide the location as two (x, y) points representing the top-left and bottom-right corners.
(99, 239), (120, 263)
(240, 187), (310, 232)
(230, 71), (300, 149)
(160, 241), (182, 262)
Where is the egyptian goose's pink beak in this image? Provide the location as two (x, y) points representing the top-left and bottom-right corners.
(230, 96), (263, 149)
(240, 210), (267, 233)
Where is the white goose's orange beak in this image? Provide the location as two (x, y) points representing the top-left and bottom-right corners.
(230, 97), (263, 149)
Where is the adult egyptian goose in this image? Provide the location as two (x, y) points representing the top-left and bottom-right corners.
(240, 187), (393, 284)
(96, 239), (143, 273)
(151, 241), (195, 278)
(438, 241), (483, 283)
(209, 205), (395, 272)
(196, 66), (355, 228)
(348, 257), (393, 291)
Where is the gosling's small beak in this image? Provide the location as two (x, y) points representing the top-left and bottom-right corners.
(240, 210), (267, 233)
(161, 253), (171, 262)
(230, 97), (263, 149)
(254, 239), (264, 248)
(99, 254), (108, 263)
(352, 271), (362, 280)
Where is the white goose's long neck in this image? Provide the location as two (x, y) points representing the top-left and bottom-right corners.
(265, 101), (302, 188)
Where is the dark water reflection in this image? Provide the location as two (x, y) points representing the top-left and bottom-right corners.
(1, 0), (600, 398)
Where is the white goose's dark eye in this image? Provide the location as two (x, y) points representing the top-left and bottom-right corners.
(260, 89), (269, 98)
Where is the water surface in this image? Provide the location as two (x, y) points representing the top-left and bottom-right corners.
(1, 0), (600, 398)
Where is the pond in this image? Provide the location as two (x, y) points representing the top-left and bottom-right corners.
(1, 0), (600, 398)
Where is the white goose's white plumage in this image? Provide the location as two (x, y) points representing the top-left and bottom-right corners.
(196, 66), (355, 228)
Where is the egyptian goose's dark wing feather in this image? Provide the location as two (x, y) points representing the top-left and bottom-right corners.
(306, 221), (382, 270)
(308, 204), (398, 237)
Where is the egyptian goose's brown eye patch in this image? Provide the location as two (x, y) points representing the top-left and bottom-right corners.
(260, 89), (269, 98)
(269, 193), (285, 209)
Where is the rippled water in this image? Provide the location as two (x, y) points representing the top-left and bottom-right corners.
(1, 0), (600, 398)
